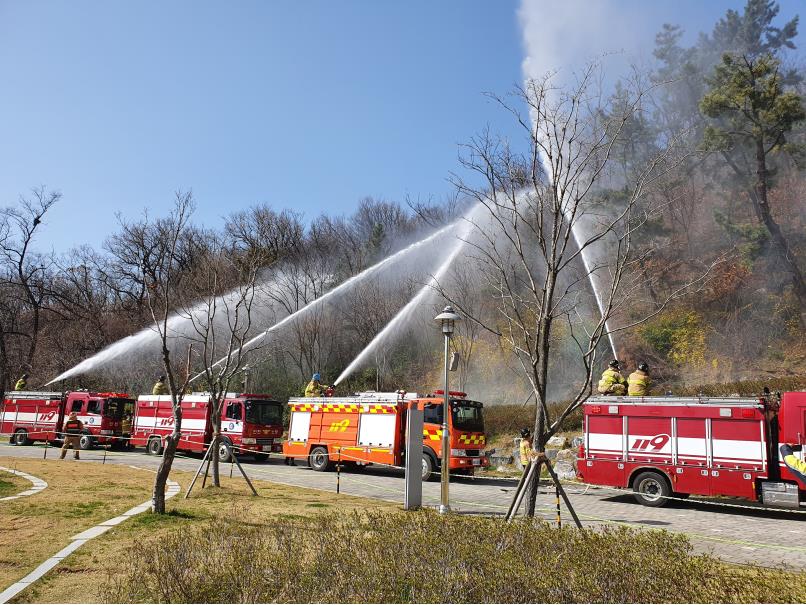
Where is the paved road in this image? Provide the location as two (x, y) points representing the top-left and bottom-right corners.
(2, 442), (804, 569)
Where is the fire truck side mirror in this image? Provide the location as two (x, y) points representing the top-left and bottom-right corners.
(449, 352), (460, 372)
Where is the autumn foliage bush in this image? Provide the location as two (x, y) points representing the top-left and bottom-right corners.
(101, 511), (805, 603)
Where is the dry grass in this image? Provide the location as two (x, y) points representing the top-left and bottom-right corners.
(100, 511), (806, 604)
(12, 468), (396, 604)
(0, 456), (156, 591)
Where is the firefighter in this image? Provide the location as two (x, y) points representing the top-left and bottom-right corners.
(597, 360), (627, 396)
(627, 362), (651, 396)
(780, 444), (806, 485)
(60, 412), (83, 460)
(121, 412), (132, 449)
(152, 375), (169, 395)
(14, 374), (28, 391)
(304, 373), (328, 397)
(519, 428), (535, 468)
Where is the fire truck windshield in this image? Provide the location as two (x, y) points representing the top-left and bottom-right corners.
(451, 400), (484, 432)
(245, 400), (283, 426)
(103, 398), (133, 418)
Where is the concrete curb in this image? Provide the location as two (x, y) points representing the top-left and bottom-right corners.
(0, 471), (179, 604)
(0, 466), (48, 502)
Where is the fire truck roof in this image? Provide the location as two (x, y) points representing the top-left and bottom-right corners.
(586, 396), (764, 407)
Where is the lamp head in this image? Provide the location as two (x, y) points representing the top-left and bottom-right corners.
(434, 305), (461, 336)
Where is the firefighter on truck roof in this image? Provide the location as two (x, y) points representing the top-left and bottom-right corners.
(627, 362), (651, 396)
(597, 360), (627, 396)
(14, 373), (28, 391)
(304, 373), (329, 397)
(152, 375), (169, 396)
(60, 412), (83, 460)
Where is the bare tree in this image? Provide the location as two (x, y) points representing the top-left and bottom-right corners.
(185, 239), (262, 487)
(0, 187), (60, 390)
(121, 192), (196, 514)
(443, 66), (719, 516)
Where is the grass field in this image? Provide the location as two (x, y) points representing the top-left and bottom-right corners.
(0, 468), (31, 498)
(8, 462), (395, 604)
(0, 457), (157, 593)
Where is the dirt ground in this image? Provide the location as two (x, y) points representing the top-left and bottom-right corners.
(4, 460), (395, 604)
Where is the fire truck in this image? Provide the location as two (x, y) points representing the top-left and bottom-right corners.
(1, 390), (134, 449)
(282, 390), (489, 480)
(578, 391), (806, 508)
(131, 393), (284, 461)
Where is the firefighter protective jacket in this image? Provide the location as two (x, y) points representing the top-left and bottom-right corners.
(598, 368), (627, 395)
(627, 370), (650, 396)
(304, 380), (325, 397)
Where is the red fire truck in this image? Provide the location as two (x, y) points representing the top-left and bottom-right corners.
(578, 391), (806, 508)
(131, 393), (284, 461)
(283, 390), (489, 480)
(1, 390), (134, 449)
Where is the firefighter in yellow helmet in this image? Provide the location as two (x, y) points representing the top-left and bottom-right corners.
(14, 374), (28, 391)
(598, 360), (627, 396)
(628, 362), (651, 396)
(60, 412), (84, 460)
(152, 375), (169, 396)
(780, 444), (806, 486)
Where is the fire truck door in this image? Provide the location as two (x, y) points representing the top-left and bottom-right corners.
(288, 411), (311, 443)
(675, 418), (711, 496)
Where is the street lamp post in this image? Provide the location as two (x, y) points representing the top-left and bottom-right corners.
(434, 305), (461, 514)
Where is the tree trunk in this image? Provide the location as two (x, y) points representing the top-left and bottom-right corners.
(754, 140), (806, 306)
(211, 431), (221, 487)
(152, 428), (180, 514)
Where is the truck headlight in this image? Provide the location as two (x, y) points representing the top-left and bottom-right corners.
(450, 449), (466, 457)
(242, 438), (256, 445)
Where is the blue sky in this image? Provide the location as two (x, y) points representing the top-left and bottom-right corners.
(0, 1), (801, 252)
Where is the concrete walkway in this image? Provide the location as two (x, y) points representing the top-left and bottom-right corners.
(0, 466), (47, 502)
(0, 467), (179, 604)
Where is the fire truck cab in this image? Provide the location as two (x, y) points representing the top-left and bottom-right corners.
(283, 390), (489, 480)
(579, 391), (806, 508)
(1, 390), (133, 449)
(131, 393), (284, 461)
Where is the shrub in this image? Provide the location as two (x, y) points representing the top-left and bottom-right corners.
(100, 511), (806, 603)
(640, 310), (707, 366)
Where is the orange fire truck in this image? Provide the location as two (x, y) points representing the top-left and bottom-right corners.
(282, 390), (489, 480)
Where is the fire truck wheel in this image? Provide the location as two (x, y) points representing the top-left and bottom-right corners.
(79, 433), (95, 450)
(147, 437), (164, 456)
(13, 429), (30, 446)
(309, 446), (331, 472)
(218, 440), (233, 463)
(421, 453), (436, 482)
(632, 471), (671, 507)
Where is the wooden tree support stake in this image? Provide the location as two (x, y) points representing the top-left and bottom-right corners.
(185, 441), (214, 499)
